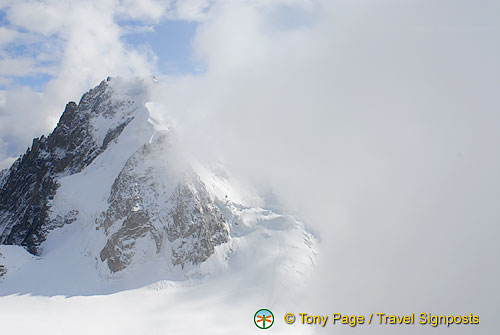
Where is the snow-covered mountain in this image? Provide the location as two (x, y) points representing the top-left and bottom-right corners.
(0, 77), (317, 296)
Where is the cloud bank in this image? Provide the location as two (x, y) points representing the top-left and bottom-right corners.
(154, 1), (500, 333)
(1, 0), (499, 333)
(0, 0), (177, 167)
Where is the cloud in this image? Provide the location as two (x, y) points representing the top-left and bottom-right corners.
(154, 1), (500, 333)
(0, 1), (498, 333)
(0, 0), (208, 168)
(0, 0), (163, 168)
(0, 26), (20, 46)
(167, 0), (212, 21)
(117, 0), (169, 22)
(0, 57), (45, 76)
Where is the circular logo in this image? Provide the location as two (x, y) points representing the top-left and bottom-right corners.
(254, 309), (274, 329)
(284, 313), (296, 324)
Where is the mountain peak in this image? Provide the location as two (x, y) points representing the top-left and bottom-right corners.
(0, 77), (317, 293)
(0, 77), (151, 253)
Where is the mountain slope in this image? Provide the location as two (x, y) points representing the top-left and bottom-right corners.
(0, 76), (317, 295)
(0, 77), (139, 254)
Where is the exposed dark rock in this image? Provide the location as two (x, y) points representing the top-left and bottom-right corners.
(98, 136), (229, 273)
(166, 182), (229, 268)
(0, 249), (6, 278)
(0, 77), (232, 274)
(0, 79), (134, 254)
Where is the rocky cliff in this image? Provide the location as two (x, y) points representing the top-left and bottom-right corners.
(0, 78), (135, 254)
(0, 77), (233, 273)
(0, 77), (316, 281)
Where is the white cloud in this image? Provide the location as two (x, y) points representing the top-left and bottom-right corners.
(0, 0), (161, 167)
(0, 77), (12, 87)
(0, 87), (48, 168)
(0, 1), (498, 332)
(0, 26), (20, 46)
(118, 0), (170, 22)
(0, 57), (55, 76)
(167, 0), (212, 21)
(154, 1), (500, 332)
(6, 1), (71, 36)
(0, 137), (16, 169)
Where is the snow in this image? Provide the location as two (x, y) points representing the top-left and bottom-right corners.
(0, 276), (315, 334)
(0, 213), (317, 334)
(0, 216), (317, 333)
(0, 76), (318, 334)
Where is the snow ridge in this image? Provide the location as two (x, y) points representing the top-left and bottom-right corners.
(0, 76), (318, 295)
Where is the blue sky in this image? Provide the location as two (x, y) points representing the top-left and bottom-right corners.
(0, 12), (200, 91)
(0, 0), (216, 167)
(122, 20), (202, 75)
(0, 1), (318, 93)
(0, 2), (499, 331)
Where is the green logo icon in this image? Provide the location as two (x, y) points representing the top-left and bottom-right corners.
(254, 309), (274, 329)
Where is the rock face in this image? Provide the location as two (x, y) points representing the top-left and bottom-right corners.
(0, 77), (318, 289)
(0, 250), (5, 279)
(0, 77), (231, 274)
(0, 79), (135, 254)
(97, 135), (229, 272)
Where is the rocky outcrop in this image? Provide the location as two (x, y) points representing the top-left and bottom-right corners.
(166, 182), (228, 268)
(0, 77), (317, 284)
(0, 78), (138, 254)
(0, 76), (233, 274)
(98, 136), (229, 273)
(0, 169), (7, 189)
(0, 250), (5, 279)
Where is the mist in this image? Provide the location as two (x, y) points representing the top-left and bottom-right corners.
(1, 0), (498, 333)
(152, 1), (500, 333)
